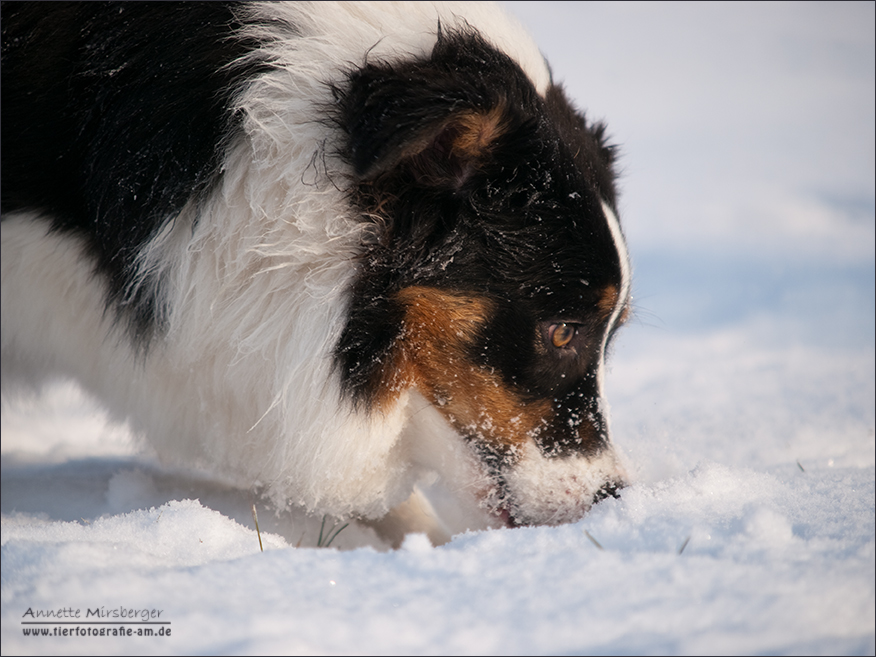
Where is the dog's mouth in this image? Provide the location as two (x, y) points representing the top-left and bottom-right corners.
(495, 506), (518, 528)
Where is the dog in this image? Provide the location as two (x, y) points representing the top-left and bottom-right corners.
(1, 2), (630, 545)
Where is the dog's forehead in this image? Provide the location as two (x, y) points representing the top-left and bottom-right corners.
(474, 199), (627, 320)
(469, 142), (623, 314)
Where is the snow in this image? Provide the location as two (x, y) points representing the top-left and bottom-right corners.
(2, 2), (874, 654)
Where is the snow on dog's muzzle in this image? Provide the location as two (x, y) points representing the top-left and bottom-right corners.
(493, 441), (626, 527)
(464, 387), (627, 527)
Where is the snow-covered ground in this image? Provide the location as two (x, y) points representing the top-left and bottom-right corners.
(2, 2), (874, 655)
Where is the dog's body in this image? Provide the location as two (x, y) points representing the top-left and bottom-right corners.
(1, 2), (630, 541)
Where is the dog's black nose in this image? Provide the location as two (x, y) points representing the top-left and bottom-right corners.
(592, 480), (624, 504)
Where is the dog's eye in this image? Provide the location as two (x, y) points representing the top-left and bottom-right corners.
(549, 323), (576, 348)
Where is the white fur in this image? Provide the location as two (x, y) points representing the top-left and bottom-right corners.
(594, 200), (632, 452)
(1, 2), (554, 522)
(601, 200), (632, 340)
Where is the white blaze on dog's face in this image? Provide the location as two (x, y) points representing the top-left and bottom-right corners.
(335, 28), (630, 527)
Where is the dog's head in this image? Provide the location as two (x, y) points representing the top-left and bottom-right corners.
(334, 28), (630, 527)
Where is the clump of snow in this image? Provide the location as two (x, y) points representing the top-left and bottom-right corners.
(401, 532), (433, 553)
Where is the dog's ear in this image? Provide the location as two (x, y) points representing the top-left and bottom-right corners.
(335, 26), (535, 192)
(338, 65), (508, 191)
(390, 106), (508, 190)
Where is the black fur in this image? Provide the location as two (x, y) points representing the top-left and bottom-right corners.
(334, 28), (622, 459)
(0, 2), (265, 339)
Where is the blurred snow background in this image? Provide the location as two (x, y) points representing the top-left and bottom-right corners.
(2, 2), (874, 654)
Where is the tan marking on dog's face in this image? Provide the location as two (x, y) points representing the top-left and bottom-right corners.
(378, 286), (550, 451)
(597, 284), (619, 322)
